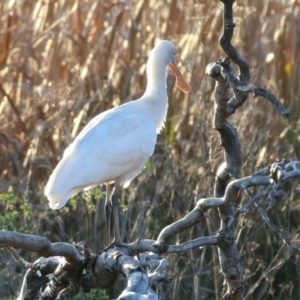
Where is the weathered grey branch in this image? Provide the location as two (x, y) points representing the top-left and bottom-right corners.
(217, 121), (242, 179)
(3, 230), (221, 299)
(207, 58), (291, 120)
(5, 166), (300, 300)
(138, 253), (162, 270)
(125, 235), (220, 254)
(253, 87), (291, 119)
(12, 240), (164, 300)
(206, 62), (229, 129)
(167, 236), (220, 253)
(254, 161), (300, 255)
(208, 0), (291, 122)
(219, 0), (250, 82)
(199, 159), (300, 216)
(148, 258), (172, 286)
(16, 257), (65, 300)
(155, 205), (204, 246)
(205, 1), (248, 298)
(200, 160), (300, 256)
(5, 247), (36, 270)
(0, 230), (84, 264)
(104, 249), (159, 300)
(198, 174), (270, 211)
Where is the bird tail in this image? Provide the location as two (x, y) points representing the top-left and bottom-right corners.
(44, 157), (77, 209)
(45, 179), (71, 210)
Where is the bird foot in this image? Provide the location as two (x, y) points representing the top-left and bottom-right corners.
(98, 240), (115, 254)
(98, 239), (130, 255)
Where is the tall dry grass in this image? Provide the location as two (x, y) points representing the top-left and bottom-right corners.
(0, 0), (299, 299)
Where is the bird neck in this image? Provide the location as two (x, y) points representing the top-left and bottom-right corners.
(144, 59), (169, 97)
(141, 59), (169, 133)
(144, 85), (168, 133)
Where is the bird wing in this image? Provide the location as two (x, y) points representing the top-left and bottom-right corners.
(73, 109), (157, 169)
(45, 109), (157, 208)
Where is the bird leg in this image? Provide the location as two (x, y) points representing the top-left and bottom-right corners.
(105, 184), (113, 246)
(111, 185), (122, 246)
(104, 184), (122, 247)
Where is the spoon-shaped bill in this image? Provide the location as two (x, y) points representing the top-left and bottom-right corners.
(169, 61), (192, 93)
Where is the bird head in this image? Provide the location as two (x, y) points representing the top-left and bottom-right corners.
(148, 40), (192, 93)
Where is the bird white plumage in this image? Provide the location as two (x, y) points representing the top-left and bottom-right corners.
(45, 40), (191, 211)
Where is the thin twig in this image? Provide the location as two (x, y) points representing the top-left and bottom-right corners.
(5, 247), (36, 269)
(254, 200), (300, 255)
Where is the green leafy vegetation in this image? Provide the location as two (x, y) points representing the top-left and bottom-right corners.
(0, 187), (30, 232)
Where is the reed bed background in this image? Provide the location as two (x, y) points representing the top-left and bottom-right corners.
(0, 0), (299, 299)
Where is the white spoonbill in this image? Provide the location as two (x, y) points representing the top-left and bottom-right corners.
(45, 40), (191, 245)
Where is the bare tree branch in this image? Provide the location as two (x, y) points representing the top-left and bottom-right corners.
(219, 0), (250, 82)
(5, 247), (37, 270)
(155, 206), (204, 246)
(0, 231), (84, 264)
(167, 236), (220, 253)
(253, 87), (291, 119)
